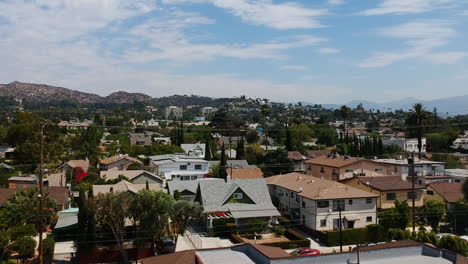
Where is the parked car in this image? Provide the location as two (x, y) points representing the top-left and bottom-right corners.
(290, 248), (321, 256)
(157, 238), (175, 254)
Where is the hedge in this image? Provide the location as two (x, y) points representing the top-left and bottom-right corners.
(300, 224), (387, 246)
(211, 217), (236, 236)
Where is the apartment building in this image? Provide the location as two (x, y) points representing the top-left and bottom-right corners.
(266, 173), (377, 231)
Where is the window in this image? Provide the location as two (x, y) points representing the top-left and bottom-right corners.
(194, 164), (202, 170)
(302, 200), (306, 208)
(180, 176), (190, 181)
(366, 216), (372, 222)
(190, 175), (198, 180)
(407, 192), (417, 199)
(345, 169), (354, 173)
(348, 199), (353, 205)
(233, 193), (243, 200)
(317, 201), (329, 208)
(366, 198), (372, 204)
(455, 179), (461, 183)
(374, 168), (383, 172)
(427, 190), (434, 195)
(333, 200), (345, 211)
(386, 193), (396, 200)
(320, 167), (325, 173)
(180, 165), (187, 170)
(290, 192), (294, 198)
(320, 219), (327, 227)
(296, 195), (300, 203)
(333, 219), (341, 230)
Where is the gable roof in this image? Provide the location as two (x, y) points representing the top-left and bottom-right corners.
(228, 168), (264, 179)
(288, 151), (304, 161)
(305, 155), (369, 168)
(99, 170), (163, 183)
(227, 160), (257, 169)
(59, 160), (90, 172)
(181, 144), (206, 155)
(266, 172), (378, 200)
(304, 150), (331, 159)
(428, 182), (464, 203)
(345, 176), (426, 191)
(93, 180), (161, 195)
(167, 180), (199, 196)
(100, 155), (142, 165)
(141, 250), (196, 264)
(0, 187), (69, 206)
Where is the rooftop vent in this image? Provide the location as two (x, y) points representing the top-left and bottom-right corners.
(299, 187), (303, 192)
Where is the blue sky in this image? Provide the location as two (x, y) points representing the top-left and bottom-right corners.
(0, 0), (467, 103)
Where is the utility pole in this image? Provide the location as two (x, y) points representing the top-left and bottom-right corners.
(38, 124), (45, 264)
(339, 206), (343, 252)
(409, 152), (416, 233)
(356, 244), (360, 263)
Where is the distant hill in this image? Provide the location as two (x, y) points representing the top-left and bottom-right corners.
(103, 91), (152, 104)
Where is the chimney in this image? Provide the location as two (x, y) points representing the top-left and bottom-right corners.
(226, 175), (231, 183)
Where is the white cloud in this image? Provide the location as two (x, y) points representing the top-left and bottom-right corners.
(360, 0), (454, 15)
(318, 48), (340, 54)
(359, 20), (467, 67)
(328, 0), (346, 5)
(281, 65), (307, 71)
(162, 0), (328, 29)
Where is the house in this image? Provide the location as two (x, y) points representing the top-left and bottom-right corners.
(341, 176), (425, 209)
(168, 178), (280, 227)
(0, 146), (15, 160)
(445, 169), (468, 183)
(217, 136), (243, 147)
(8, 176), (48, 189)
(451, 131), (468, 150)
(0, 186), (70, 210)
(165, 106), (183, 120)
(227, 168), (264, 179)
(59, 159), (90, 172)
(288, 151), (306, 171)
(0, 163), (14, 170)
(305, 155), (391, 181)
(266, 173), (378, 231)
(181, 144), (206, 158)
(382, 137), (427, 153)
(99, 170), (164, 185)
(154, 137), (171, 145)
(149, 155), (209, 181)
(201, 107), (217, 117)
(373, 158), (446, 184)
(99, 155), (143, 171)
(129, 133), (152, 146)
(53, 208), (79, 241)
(167, 180), (198, 202)
(57, 120), (92, 130)
(93, 180), (161, 196)
(304, 150), (331, 159)
(426, 182), (464, 211)
(141, 243), (289, 264)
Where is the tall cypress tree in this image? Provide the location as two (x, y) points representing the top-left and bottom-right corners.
(87, 186), (96, 249)
(179, 122), (184, 146)
(378, 137), (384, 155)
(219, 143), (227, 179)
(285, 126), (293, 151)
(236, 137), (245, 160)
(77, 189), (88, 253)
(204, 136), (212, 161)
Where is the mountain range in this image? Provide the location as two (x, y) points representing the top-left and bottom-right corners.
(1, 81), (467, 116)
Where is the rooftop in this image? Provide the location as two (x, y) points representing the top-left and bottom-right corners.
(374, 158), (445, 166)
(266, 172), (377, 200)
(100, 155), (142, 165)
(304, 155), (367, 168)
(428, 182), (464, 203)
(93, 180), (161, 195)
(343, 176), (425, 191)
(228, 168), (264, 179)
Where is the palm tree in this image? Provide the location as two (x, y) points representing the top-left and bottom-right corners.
(405, 103), (433, 159)
(339, 105), (351, 141)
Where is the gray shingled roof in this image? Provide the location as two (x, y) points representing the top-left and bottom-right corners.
(167, 180), (200, 195)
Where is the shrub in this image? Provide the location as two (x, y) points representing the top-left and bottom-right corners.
(278, 216), (291, 227)
(248, 219), (268, 236)
(437, 235), (468, 256)
(43, 236), (55, 264)
(212, 217), (235, 236)
(325, 228), (369, 246)
(367, 224), (385, 243)
(387, 228), (411, 241)
(11, 236), (36, 261)
(272, 225), (286, 237)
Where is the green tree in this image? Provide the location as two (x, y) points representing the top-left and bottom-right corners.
(379, 200), (410, 230)
(340, 105), (351, 139)
(94, 192), (132, 264)
(170, 201), (203, 245)
(12, 236), (36, 263)
(245, 130), (259, 144)
(423, 199), (446, 232)
(248, 219), (268, 237)
(236, 137), (245, 160)
(43, 236), (55, 264)
(405, 103), (433, 159)
(219, 143), (227, 179)
(131, 190), (174, 252)
(260, 149), (293, 177)
(438, 235), (468, 256)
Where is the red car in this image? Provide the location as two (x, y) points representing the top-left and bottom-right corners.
(291, 248), (321, 256)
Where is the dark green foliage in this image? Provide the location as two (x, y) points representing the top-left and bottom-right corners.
(272, 225), (286, 237)
(204, 137), (212, 161)
(437, 235), (468, 256)
(11, 236), (36, 261)
(8, 225), (35, 241)
(219, 143), (227, 179)
(236, 137), (245, 160)
(245, 130), (259, 144)
(247, 219), (268, 235)
(366, 224), (385, 243)
(379, 200), (410, 230)
(259, 149), (294, 177)
(313, 124), (338, 146)
(432, 153), (464, 169)
(324, 227), (369, 246)
(387, 228), (412, 241)
(415, 230), (439, 245)
(405, 103), (433, 159)
(43, 236), (55, 264)
(212, 217), (235, 237)
(423, 199), (445, 233)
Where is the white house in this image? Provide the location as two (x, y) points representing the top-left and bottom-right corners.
(382, 137), (427, 153)
(149, 155), (209, 181)
(181, 144), (206, 158)
(266, 173), (378, 231)
(373, 158), (446, 184)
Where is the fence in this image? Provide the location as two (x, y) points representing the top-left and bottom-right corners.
(186, 225), (203, 249)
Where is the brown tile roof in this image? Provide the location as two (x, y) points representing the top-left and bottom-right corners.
(63, 160), (90, 172)
(304, 155), (368, 168)
(228, 168), (264, 179)
(266, 172), (377, 200)
(347, 176), (425, 191)
(428, 182), (464, 203)
(47, 187), (70, 206)
(287, 151), (304, 161)
(100, 155), (142, 165)
(0, 188), (16, 205)
(304, 150), (331, 159)
(249, 243), (290, 258)
(141, 250), (196, 264)
(359, 240), (424, 251)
